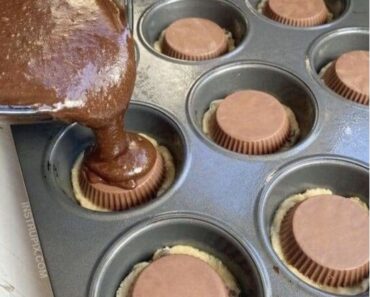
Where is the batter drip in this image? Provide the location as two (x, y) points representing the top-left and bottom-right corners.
(0, 0), (158, 190)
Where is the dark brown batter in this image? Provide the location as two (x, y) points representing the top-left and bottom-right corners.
(0, 0), (156, 189)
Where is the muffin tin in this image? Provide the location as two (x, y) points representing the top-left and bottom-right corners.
(10, 0), (369, 296)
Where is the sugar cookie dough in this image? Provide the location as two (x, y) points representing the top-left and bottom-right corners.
(319, 61), (333, 77)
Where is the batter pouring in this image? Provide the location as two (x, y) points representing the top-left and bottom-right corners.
(0, 0), (166, 208)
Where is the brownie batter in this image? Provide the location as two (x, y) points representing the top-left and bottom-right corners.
(0, 0), (156, 190)
(72, 134), (176, 212)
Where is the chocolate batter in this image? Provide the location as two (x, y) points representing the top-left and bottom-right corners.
(0, 0), (156, 189)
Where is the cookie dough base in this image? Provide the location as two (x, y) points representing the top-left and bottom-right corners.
(256, 0), (334, 22)
(154, 29), (235, 55)
(71, 134), (175, 212)
(202, 99), (300, 152)
(319, 61), (333, 78)
(116, 245), (241, 297)
(271, 188), (369, 295)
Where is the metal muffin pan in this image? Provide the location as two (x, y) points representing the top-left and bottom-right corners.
(258, 155), (369, 297)
(138, 0), (248, 63)
(187, 61), (318, 158)
(10, 0), (369, 296)
(46, 103), (190, 218)
(89, 213), (270, 297)
(307, 27), (370, 105)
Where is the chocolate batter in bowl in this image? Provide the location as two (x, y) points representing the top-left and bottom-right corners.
(0, 0), (166, 210)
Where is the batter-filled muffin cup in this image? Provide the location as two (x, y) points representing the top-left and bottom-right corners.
(322, 50), (369, 105)
(203, 90), (300, 155)
(72, 133), (175, 212)
(116, 245), (241, 297)
(271, 188), (369, 295)
(154, 18), (235, 61)
(260, 0), (330, 27)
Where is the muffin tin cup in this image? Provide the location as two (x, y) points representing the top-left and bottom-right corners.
(307, 27), (369, 107)
(186, 61), (319, 159)
(246, 0), (350, 29)
(138, 0), (248, 64)
(89, 212), (271, 297)
(45, 102), (190, 218)
(257, 154), (369, 296)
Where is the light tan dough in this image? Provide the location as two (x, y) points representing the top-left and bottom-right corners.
(116, 245), (241, 297)
(116, 262), (149, 297)
(271, 188), (369, 295)
(71, 134), (175, 212)
(202, 99), (300, 152)
(319, 60), (333, 77)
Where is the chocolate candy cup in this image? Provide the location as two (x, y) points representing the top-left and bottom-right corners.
(264, 0), (328, 27)
(280, 195), (369, 287)
(212, 90), (290, 155)
(162, 18), (228, 61)
(78, 147), (164, 211)
(132, 254), (229, 297)
(323, 50), (369, 105)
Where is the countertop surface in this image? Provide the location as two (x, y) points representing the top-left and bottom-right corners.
(0, 125), (54, 297)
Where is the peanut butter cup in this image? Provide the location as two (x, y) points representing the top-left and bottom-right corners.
(280, 195), (369, 288)
(162, 18), (228, 61)
(264, 0), (329, 27)
(323, 51), (369, 105)
(212, 90), (290, 155)
(78, 133), (165, 211)
(132, 254), (229, 297)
